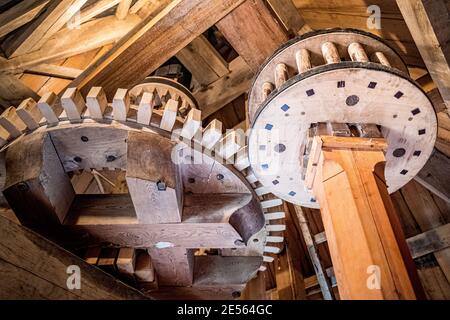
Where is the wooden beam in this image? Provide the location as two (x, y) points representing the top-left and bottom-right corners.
(2, 132), (75, 228)
(417, 149), (450, 202)
(0, 15), (141, 74)
(2, 0), (89, 58)
(116, 0), (132, 20)
(407, 223), (450, 259)
(266, 0), (312, 35)
(216, 0), (288, 72)
(148, 247), (194, 286)
(308, 136), (421, 299)
(79, 0), (122, 24)
(0, 74), (39, 108)
(0, 215), (146, 299)
(176, 34), (229, 86)
(397, 0), (450, 114)
(0, 0), (49, 38)
(126, 131), (182, 224)
(194, 57), (253, 120)
(71, 0), (246, 98)
(22, 64), (83, 80)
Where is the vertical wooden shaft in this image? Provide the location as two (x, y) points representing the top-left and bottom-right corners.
(308, 136), (421, 300)
(295, 48), (312, 73)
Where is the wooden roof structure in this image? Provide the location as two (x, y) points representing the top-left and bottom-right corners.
(0, 0), (449, 300)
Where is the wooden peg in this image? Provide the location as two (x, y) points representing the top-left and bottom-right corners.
(348, 42), (369, 62)
(262, 82), (274, 100)
(371, 51), (391, 67)
(321, 42), (340, 64)
(274, 63), (289, 88)
(295, 48), (312, 73)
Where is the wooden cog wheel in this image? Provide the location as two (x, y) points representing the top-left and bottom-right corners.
(247, 29), (437, 208)
(0, 79), (286, 298)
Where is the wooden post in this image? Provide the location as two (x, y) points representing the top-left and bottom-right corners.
(306, 135), (423, 299)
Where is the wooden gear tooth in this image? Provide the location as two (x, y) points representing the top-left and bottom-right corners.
(16, 98), (41, 131)
(0, 107), (26, 138)
(86, 87), (108, 120)
(37, 92), (62, 125)
(112, 88), (131, 121)
(61, 87), (85, 120)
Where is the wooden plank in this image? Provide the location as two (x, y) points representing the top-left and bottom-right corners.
(2, 132), (75, 227)
(71, 0), (246, 98)
(216, 0), (288, 72)
(148, 247), (193, 286)
(397, 0), (450, 114)
(3, 0), (89, 57)
(0, 15), (141, 73)
(0, 215), (146, 299)
(0, 0), (49, 38)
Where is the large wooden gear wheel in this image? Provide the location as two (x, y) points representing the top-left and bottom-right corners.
(0, 77), (286, 299)
(247, 29), (437, 208)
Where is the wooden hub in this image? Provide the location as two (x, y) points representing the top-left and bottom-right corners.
(247, 29), (437, 208)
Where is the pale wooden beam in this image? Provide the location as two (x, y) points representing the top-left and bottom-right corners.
(194, 56), (253, 120)
(71, 0), (246, 98)
(22, 64), (83, 80)
(116, 0), (132, 19)
(129, 0), (151, 14)
(148, 247), (194, 286)
(216, 0), (288, 72)
(79, 0), (122, 24)
(0, 0), (50, 38)
(266, 0), (312, 35)
(397, 0), (450, 115)
(0, 15), (141, 73)
(176, 34), (229, 86)
(2, 0), (89, 58)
